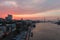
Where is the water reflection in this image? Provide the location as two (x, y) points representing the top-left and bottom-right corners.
(30, 23), (60, 40)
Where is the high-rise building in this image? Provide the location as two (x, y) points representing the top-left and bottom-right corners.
(5, 14), (12, 21)
(8, 14), (12, 20)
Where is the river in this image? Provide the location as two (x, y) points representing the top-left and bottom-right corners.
(30, 23), (60, 40)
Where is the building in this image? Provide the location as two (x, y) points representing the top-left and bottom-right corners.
(5, 14), (12, 22)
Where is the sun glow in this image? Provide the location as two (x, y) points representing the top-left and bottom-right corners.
(13, 14), (39, 20)
(13, 14), (38, 17)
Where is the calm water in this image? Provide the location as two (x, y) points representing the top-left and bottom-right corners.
(30, 23), (60, 40)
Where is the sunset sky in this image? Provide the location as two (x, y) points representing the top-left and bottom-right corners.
(0, 0), (60, 20)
